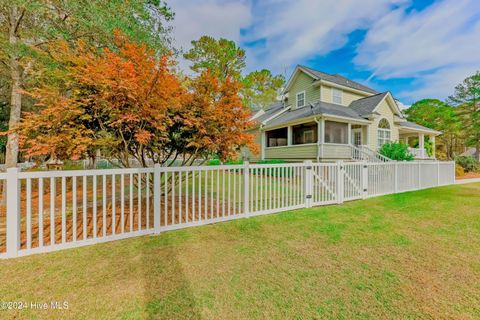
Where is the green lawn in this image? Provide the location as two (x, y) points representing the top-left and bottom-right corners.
(1, 183), (480, 319)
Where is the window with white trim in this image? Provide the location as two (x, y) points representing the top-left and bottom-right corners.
(377, 118), (391, 148)
(332, 88), (342, 104)
(296, 91), (305, 108)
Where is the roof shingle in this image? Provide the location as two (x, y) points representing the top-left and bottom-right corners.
(349, 92), (389, 117)
(264, 101), (365, 128)
(398, 121), (441, 134)
(300, 65), (378, 94)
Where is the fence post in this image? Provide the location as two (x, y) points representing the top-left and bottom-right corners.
(394, 161), (398, 193)
(362, 161), (368, 199)
(417, 161), (422, 189)
(304, 160), (313, 208)
(153, 164), (161, 234)
(452, 161), (456, 184)
(437, 161), (441, 186)
(243, 161), (250, 217)
(337, 161), (344, 204)
(6, 167), (20, 258)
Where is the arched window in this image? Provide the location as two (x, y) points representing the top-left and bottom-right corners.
(377, 118), (391, 148)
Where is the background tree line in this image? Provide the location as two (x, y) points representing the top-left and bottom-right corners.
(0, 0), (284, 169)
(405, 72), (480, 161)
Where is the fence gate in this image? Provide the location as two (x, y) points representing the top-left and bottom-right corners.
(311, 163), (338, 205)
(343, 163), (363, 201)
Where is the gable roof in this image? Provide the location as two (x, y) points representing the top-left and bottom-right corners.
(264, 101), (366, 129)
(284, 65), (378, 94)
(398, 121), (441, 134)
(252, 102), (284, 123)
(349, 92), (389, 117)
(349, 91), (403, 118)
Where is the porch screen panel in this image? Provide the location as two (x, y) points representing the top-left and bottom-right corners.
(293, 122), (318, 145)
(266, 128), (288, 147)
(325, 121), (348, 144)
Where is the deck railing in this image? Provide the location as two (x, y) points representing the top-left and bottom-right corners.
(0, 160), (455, 259)
(408, 147), (433, 159)
(350, 145), (391, 162)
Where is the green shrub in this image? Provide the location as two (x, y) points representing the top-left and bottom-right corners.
(255, 159), (285, 165)
(413, 138), (433, 157)
(379, 142), (414, 161)
(207, 159), (244, 166)
(207, 159), (221, 166)
(225, 159), (244, 165)
(455, 156), (478, 172)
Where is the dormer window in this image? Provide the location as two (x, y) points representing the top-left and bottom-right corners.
(332, 88), (342, 104)
(296, 91), (305, 108)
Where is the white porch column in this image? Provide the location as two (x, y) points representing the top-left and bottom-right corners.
(364, 126), (369, 146)
(318, 119), (325, 159)
(287, 126), (292, 146)
(261, 131), (266, 160)
(430, 135), (436, 159)
(318, 119), (325, 143)
(347, 123), (352, 145)
(419, 133), (425, 159)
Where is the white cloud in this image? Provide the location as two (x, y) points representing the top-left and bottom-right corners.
(397, 65), (476, 101)
(354, 0), (480, 100)
(244, 0), (407, 71)
(167, 0), (252, 51)
(166, 0), (252, 71)
(166, 0), (480, 101)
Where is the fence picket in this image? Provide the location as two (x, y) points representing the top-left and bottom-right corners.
(72, 176), (77, 242)
(38, 178), (44, 248)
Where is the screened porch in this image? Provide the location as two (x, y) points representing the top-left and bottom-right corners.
(262, 119), (368, 161)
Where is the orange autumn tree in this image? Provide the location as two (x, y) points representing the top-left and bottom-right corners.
(173, 71), (258, 163)
(18, 33), (257, 167)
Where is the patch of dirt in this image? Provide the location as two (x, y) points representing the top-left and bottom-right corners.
(457, 172), (480, 180)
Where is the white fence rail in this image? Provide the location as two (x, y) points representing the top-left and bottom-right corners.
(0, 160), (455, 259)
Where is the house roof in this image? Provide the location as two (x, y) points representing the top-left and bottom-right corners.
(264, 101), (366, 128)
(299, 65), (378, 94)
(253, 102), (285, 123)
(398, 121), (441, 134)
(349, 92), (389, 117)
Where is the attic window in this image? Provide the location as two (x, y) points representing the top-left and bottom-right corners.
(296, 91), (305, 108)
(332, 88), (342, 104)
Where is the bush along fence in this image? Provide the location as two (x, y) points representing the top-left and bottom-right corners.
(0, 160), (455, 259)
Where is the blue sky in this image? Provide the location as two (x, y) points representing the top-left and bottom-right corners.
(167, 0), (480, 105)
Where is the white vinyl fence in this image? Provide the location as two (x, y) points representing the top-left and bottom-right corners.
(0, 160), (455, 259)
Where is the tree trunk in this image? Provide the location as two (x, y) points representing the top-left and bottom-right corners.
(5, 6), (22, 169)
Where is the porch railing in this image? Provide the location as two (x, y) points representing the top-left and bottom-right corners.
(350, 145), (391, 162)
(408, 148), (431, 159)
